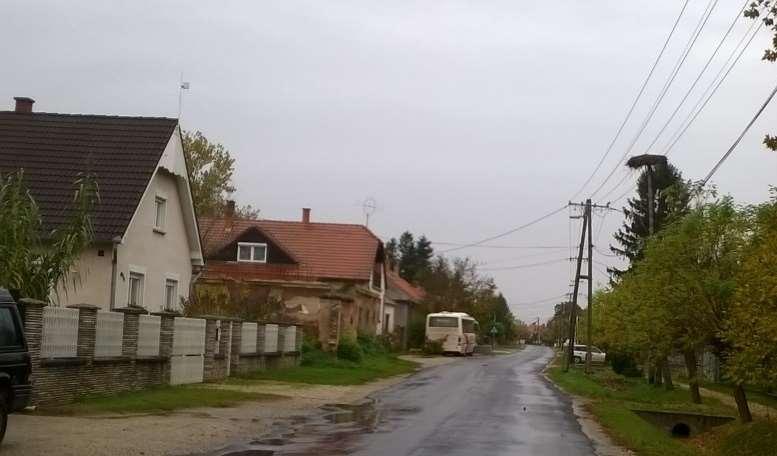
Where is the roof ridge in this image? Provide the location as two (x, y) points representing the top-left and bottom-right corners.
(0, 111), (178, 122)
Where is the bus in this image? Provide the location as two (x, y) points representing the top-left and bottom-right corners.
(425, 312), (478, 355)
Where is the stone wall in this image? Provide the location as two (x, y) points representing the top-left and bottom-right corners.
(18, 300), (301, 407)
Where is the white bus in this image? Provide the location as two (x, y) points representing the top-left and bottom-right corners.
(425, 312), (478, 355)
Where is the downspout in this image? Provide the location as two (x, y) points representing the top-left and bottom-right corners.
(109, 236), (121, 309)
(378, 263), (386, 335)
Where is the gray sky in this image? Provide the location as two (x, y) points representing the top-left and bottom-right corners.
(4, 0), (777, 321)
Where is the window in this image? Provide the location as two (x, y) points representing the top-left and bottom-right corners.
(128, 272), (144, 307)
(164, 278), (178, 311)
(154, 196), (167, 231)
(462, 319), (475, 333)
(236, 242), (267, 263)
(428, 316), (459, 328)
(0, 308), (22, 347)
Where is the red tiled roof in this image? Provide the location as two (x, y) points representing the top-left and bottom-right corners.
(200, 262), (314, 283)
(0, 111), (177, 241)
(200, 217), (383, 282)
(386, 269), (426, 302)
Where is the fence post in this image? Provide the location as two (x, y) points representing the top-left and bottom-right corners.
(296, 325), (303, 352)
(257, 324), (265, 355)
(220, 320), (233, 377)
(115, 306), (147, 358)
(230, 320), (242, 374)
(67, 304), (100, 364)
(201, 316), (220, 382)
(151, 310), (179, 384)
(18, 299), (46, 400)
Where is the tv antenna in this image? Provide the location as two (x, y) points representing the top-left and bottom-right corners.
(362, 197), (377, 227)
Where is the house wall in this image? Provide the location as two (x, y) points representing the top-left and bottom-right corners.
(115, 170), (194, 312)
(383, 302), (396, 333)
(56, 245), (113, 307)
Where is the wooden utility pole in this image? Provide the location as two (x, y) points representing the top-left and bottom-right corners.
(564, 203), (588, 372)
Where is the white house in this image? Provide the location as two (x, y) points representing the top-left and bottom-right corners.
(0, 97), (203, 311)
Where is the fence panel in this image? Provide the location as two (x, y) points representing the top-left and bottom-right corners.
(264, 324), (279, 353)
(282, 326), (297, 352)
(41, 307), (79, 358)
(214, 320), (221, 355)
(173, 317), (206, 356)
(170, 355), (205, 385)
(241, 322), (258, 354)
(94, 311), (124, 357)
(137, 314), (161, 357)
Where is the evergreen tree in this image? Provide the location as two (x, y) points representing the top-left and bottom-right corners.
(610, 162), (690, 277)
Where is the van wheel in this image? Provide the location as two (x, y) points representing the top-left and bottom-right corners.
(0, 393), (7, 444)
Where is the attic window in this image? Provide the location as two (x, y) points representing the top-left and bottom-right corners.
(154, 196), (167, 232)
(237, 242), (267, 263)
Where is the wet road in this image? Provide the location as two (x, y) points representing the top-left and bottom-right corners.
(212, 345), (595, 456)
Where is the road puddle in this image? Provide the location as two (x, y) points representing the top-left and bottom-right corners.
(204, 398), (416, 456)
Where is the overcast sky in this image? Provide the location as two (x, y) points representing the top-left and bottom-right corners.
(4, 1), (777, 321)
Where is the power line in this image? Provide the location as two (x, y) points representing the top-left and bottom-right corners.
(664, 8), (769, 156)
(479, 257), (568, 272)
(569, 0), (692, 201)
(431, 242), (568, 250)
(438, 204), (569, 253)
(513, 293), (576, 308)
(703, 80), (777, 184)
(477, 249), (568, 266)
(590, 0), (720, 199)
(642, 0), (750, 156)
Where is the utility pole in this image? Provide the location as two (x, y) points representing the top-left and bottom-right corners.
(585, 199), (594, 374)
(626, 154), (666, 236)
(564, 203), (588, 372)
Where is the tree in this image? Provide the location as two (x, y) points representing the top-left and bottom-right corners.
(725, 194), (777, 422)
(182, 130), (258, 218)
(386, 231), (435, 283)
(0, 171), (97, 302)
(610, 162), (690, 277)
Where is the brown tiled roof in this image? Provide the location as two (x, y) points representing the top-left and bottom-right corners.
(200, 217), (383, 281)
(386, 269), (425, 303)
(0, 111), (178, 241)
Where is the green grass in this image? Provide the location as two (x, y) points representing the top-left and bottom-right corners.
(229, 351), (418, 386)
(41, 385), (281, 415)
(547, 359), (736, 456)
(712, 420), (777, 456)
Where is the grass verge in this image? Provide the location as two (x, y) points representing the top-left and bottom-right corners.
(546, 357), (733, 456)
(229, 352), (418, 386)
(41, 385), (281, 415)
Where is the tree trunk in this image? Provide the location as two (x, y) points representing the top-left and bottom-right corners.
(662, 358), (674, 391)
(648, 364), (656, 384)
(733, 384), (753, 423)
(655, 363), (664, 387)
(684, 350), (701, 404)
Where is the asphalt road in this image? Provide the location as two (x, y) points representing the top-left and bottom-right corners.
(227, 345), (596, 456)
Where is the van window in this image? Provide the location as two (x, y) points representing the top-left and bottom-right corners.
(0, 307), (22, 347)
(462, 319), (475, 333)
(428, 316), (458, 328)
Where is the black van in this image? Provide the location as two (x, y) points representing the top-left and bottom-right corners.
(0, 289), (32, 443)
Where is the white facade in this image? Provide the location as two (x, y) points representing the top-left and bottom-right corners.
(58, 127), (203, 312)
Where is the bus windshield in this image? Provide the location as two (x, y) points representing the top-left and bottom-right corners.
(462, 319), (475, 333)
(428, 316), (459, 328)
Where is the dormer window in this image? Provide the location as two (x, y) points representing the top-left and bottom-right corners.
(237, 242), (267, 263)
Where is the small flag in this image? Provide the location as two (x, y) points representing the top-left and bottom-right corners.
(180, 82), (190, 90)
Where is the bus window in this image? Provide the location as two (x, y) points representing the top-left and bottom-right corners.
(462, 319), (475, 333)
(428, 316), (458, 327)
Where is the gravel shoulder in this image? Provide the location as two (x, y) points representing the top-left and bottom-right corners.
(3, 355), (460, 456)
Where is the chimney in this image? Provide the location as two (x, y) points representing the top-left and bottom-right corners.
(302, 208), (311, 224)
(225, 200), (236, 232)
(14, 97), (34, 113)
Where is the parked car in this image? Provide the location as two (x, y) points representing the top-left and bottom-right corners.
(0, 288), (32, 443)
(572, 344), (606, 364)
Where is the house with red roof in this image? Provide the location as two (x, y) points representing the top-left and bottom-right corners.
(384, 268), (425, 349)
(196, 206), (386, 349)
(0, 97), (204, 311)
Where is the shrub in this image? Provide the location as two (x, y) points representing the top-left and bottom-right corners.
(337, 336), (364, 363)
(357, 334), (389, 355)
(609, 351), (642, 377)
(407, 318), (427, 349)
(423, 339), (444, 355)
